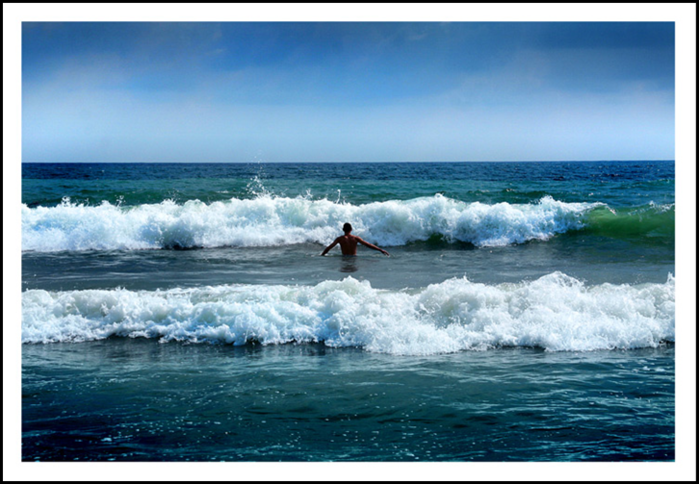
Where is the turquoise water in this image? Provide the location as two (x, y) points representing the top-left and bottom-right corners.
(21, 161), (675, 461)
(23, 341), (673, 462)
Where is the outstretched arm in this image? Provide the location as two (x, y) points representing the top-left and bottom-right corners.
(321, 238), (340, 256)
(358, 238), (390, 256)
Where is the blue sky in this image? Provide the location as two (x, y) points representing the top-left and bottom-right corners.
(22, 21), (675, 162)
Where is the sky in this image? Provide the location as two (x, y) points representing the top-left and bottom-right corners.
(20, 21), (676, 163)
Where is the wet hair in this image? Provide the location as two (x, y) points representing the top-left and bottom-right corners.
(343, 223), (352, 233)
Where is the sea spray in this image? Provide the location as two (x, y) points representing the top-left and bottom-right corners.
(22, 273), (675, 354)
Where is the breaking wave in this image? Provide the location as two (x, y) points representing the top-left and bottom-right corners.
(22, 194), (606, 252)
(22, 272), (675, 355)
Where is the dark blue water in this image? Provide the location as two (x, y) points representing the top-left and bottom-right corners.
(22, 161), (675, 208)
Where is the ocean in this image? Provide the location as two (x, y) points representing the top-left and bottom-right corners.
(21, 161), (675, 462)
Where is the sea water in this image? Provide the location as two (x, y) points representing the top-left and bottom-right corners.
(21, 161), (675, 461)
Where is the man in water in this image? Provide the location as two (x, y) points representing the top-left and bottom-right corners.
(321, 223), (390, 257)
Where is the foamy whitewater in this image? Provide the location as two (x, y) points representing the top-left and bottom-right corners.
(21, 161), (676, 462)
(22, 195), (600, 251)
(22, 273), (674, 354)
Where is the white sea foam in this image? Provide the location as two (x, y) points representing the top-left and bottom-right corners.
(22, 273), (675, 354)
(21, 195), (599, 252)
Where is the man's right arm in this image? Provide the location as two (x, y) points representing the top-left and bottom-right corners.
(321, 238), (340, 256)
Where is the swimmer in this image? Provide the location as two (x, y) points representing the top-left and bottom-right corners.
(321, 223), (390, 257)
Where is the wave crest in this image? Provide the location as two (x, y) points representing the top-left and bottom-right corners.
(585, 203), (675, 239)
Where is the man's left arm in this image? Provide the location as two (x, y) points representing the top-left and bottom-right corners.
(358, 238), (390, 256)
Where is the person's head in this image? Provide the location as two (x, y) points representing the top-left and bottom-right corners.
(343, 223), (352, 234)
